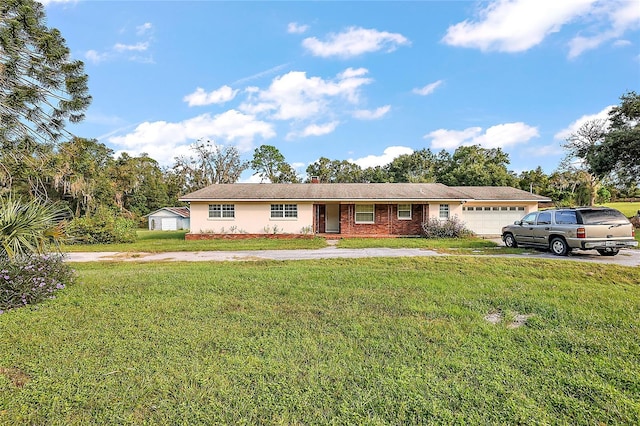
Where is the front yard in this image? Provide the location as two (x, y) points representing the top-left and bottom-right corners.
(1, 257), (638, 424)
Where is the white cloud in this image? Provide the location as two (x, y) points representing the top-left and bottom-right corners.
(425, 122), (539, 150)
(287, 121), (339, 140)
(524, 143), (564, 157)
(232, 63), (290, 86)
(291, 162), (306, 170)
(412, 80), (443, 96)
(108, 110), (275, 165)
(612, 39), (632, 47)
(353, 105), (391, 120)
(136, 22), (153, 35)
(40, 0), (75, 5)
(426, 127), (483, 150)
(114, 42), (149, 52)
(288, 22), (309, 34)
(442, 0), (596, 52)
(554, 105), (613, 140)
(568, 1), (640, 58)
(183, 86), (239, 107)
(85, 49), (109, 64)
(240, 68), (373, 121)
(350, 146), (414, 168)
(302, 27), (410, 58)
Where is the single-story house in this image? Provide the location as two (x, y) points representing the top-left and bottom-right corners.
(179, 183), (551, 237)
(146, 207), (190, 231)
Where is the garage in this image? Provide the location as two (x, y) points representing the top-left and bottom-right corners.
(161, 218), (178, 231)
(462, 206), (526, 235)
(146, 207), (190, 231)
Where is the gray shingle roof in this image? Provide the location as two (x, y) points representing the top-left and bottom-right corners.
(451, 186), (551, 202)
(180, 183), (549, 203)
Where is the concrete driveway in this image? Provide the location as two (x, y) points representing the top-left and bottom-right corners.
(64, 245), (640, 267)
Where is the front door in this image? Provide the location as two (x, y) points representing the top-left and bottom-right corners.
(326, 204), (340, 233)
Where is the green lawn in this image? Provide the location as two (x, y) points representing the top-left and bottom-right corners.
(62, 231), (505, 253)
(1, 258), (639, 424)
(602, 201), (640, 218)
(62, 230), (329, 252)
(336, 237), (498, 250)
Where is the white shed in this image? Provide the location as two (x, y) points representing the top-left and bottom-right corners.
(146, 207), (190, 231)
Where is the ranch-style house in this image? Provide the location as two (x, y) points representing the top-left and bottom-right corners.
(179, 183), (551, 238)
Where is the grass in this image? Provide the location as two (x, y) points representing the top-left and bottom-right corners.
(601, 201), (640, 218)
(336, 237), (498, 250)
(1, 257), (639, 424)
(62, 231), (505, 253)
(62, 230), (328, 252)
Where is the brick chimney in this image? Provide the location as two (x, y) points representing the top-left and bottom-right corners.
(311, 176), (319, 184)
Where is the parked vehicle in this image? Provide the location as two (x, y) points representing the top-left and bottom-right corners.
(501, 207), (638, 256)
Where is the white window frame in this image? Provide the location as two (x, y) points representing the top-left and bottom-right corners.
(398, 204), (412, 220)
(271, 204), (298, 219)
(439, 204), (450, 220)
(355, 204), (375, 224)
(209, 204), (235, 220)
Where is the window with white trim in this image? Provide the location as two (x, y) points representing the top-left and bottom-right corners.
(398, 204), (412, 220)
(209, 204), (235, 219)
(439, 204), (450, 220)
(271, 204), (298, 219)
(355, 204), (375, 223)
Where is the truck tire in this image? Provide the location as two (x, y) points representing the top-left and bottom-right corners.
(550, 237), (569, 256)
(503, 233), (518, 248)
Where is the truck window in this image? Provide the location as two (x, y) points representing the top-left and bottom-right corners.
(555, 211), (577, 224)
(537, 211), (551, 225)
(579, 209), (628, 224)
(521, 213), (537, 225)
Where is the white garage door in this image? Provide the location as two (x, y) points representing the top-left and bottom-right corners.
(161, 218), (178, 231)
(462, 206), (525, 235)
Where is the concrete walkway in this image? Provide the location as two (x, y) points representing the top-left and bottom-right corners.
(64, 245), (640, 267)
(65, 246), (446, 263)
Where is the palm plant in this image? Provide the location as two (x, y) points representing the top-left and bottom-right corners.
(0, 195), (68, 260)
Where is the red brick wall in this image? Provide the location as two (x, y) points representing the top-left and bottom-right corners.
(339, 204), (427, 236)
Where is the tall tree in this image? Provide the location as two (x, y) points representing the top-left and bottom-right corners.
(112, 153), (169, 215)
(386, 149), (438, 183)
(305, 157), (363, 183)
(171, 140), (248, 191)
(52, 137), (115, 216)
(439, 145), (516, 186)
(251, 145), (299, 183)
(0, 0), (91, 151)
(518, 166), (551, 196)
(593, 91), (640, 187)
(560, 119), (607, 206)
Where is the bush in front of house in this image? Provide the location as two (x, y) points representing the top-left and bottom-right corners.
(421, 216), (474, 239)
(0, 254), (75, 313)
(67, 207), (137, 244)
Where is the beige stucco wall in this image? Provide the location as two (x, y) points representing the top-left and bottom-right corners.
(189, 202), (314, 235)
(427, 202), (464, 220)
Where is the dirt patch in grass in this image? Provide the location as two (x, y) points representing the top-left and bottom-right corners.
(484, 312), (534, 328)
(0, 367), (30, 388)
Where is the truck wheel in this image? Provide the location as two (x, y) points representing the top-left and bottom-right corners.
(597, 249), (619, 256)
(503, 233), (517, 248)
(550, 237), (569, 256)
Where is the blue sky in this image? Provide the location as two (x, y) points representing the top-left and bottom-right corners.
(44, 0), (640, 181)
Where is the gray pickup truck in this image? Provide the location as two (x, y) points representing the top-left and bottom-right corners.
(501, 207), (638, 256)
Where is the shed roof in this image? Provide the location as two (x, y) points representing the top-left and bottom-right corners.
(146, 207), (190, 218)
(180, 183), (548, 203)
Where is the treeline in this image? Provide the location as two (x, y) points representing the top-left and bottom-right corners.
(2, 137), (638, 226)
